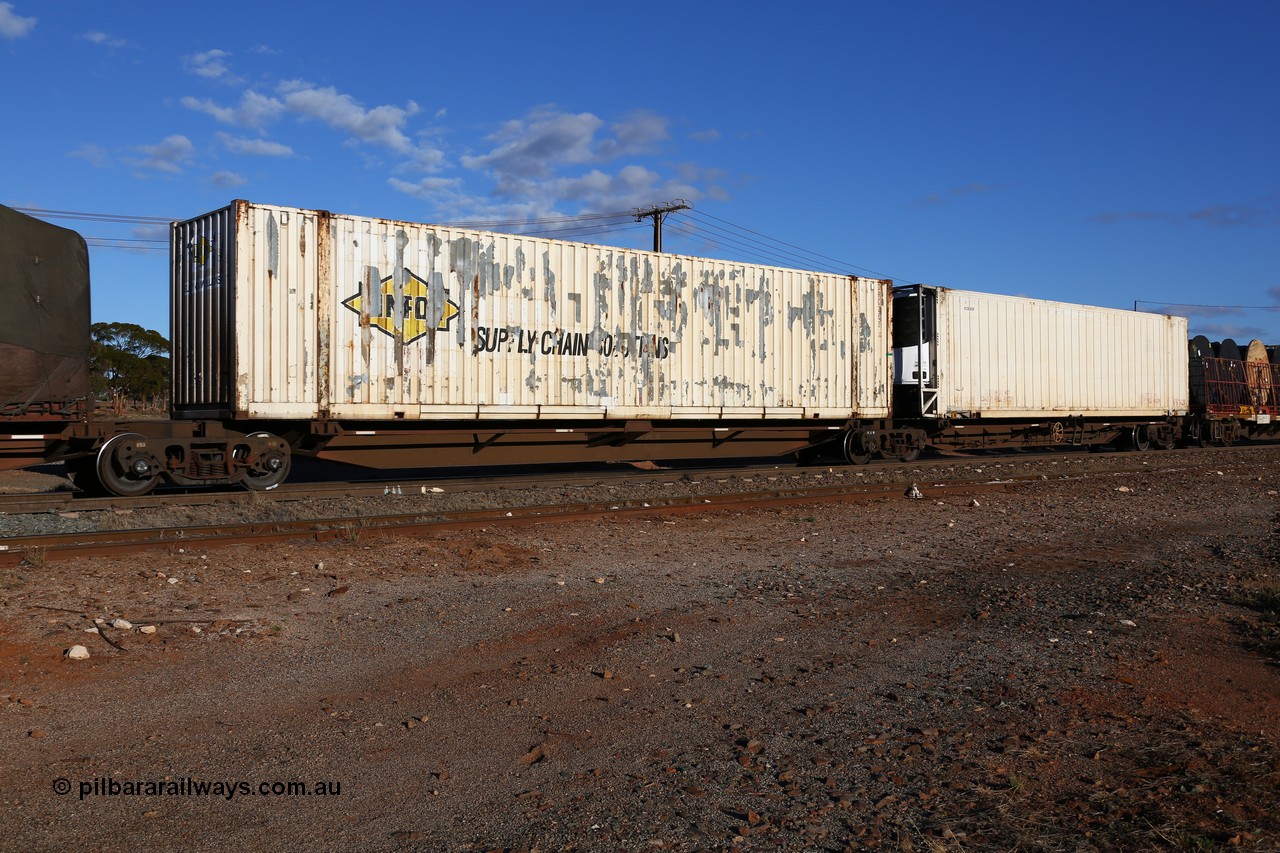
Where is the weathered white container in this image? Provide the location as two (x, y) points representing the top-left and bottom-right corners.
(920, 287), (1188, 418)
(171, 201), (892, 422)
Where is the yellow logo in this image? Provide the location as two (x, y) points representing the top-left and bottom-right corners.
(341, 269), (459, 344)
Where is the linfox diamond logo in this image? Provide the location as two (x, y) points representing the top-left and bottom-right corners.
(341, 269), (459, 344)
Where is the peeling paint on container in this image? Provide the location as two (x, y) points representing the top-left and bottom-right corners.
(172, 201), (892, 421)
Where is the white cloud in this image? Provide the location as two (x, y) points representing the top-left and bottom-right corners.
(276, 80), (418, 152)
(68, 143), (109, 168)
(463, 107), (670, 178)
(134, 135), (195, 173)
(181, 91), (284, 128)
(445, 107), (733, 220)
(551, 165), (700, 211)
(210, 171), (247, 188)
(184, 49), (235, 80)
(388, 176), (464, 200)
(462, 108), (602, 178)
(401, 142), (447, 173)
(216, 132), (292, 157)
(0, 2), (34, 38)
(596, 110), (669, 160)
(82, 31), (127, 48)
(453, 164), (700, 221)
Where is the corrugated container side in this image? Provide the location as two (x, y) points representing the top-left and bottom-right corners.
(231, 204), (320, 416)
(216, 202), (891, 422)
(171, 204), (235, 415)
(935, 289), (1188, 417)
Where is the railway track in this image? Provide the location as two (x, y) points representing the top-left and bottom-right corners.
(0, 471), (1018, 563)
(0, 442), (1245, 515)
(2, 444), (1272, 566)
(1, 459), (848, 514)
(0, 475), (1026, 566)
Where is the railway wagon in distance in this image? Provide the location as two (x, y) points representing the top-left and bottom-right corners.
(893, 284), (1190, 451)
(0, 204), (92, 470)
(167, 200), (894, 477)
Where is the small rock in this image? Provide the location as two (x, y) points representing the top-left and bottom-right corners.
(111, 618), (133, 630)
(904, 484), (923, 499)
(1119, 619), (1137, 627)
(167, 578), (179, 585)
(65, 645), (90, 660)
(968, 499), (981, 508)
(326, 585), (350, 597)
(139, 625), (157, 635)
(430, 487), (444, 493)
(1116, 486), (1132, 493)
(595, 577), (606, 584)
(29, 729), (46, 738)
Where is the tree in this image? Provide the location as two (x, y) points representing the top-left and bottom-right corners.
(89, 322), (170, 414)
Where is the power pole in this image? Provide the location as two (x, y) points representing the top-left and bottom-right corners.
(632, 200), (690, 253)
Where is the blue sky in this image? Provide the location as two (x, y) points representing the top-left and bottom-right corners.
(3, 2), (1278, 344)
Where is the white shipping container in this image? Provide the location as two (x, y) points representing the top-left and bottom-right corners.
(172, 201), (892, 422)
(905, 287), (1188, 418)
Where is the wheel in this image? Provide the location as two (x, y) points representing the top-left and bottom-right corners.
(841, 430), (873, 465)
(241, 432), (291, 491)
(96, 433), (161, 497)
(1130, 425), (1151, 452)
(897, 444), (922, 463)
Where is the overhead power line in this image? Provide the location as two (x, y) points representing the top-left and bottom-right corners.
(84, 238), (167, 250)
(13, 206), (175, 224)
(520, 222), (648, 241)
(678, 209), (913, 281)
(666, 217), (837, 272)
(1135, 299), (1280, 311)
(14, 204), (906, 283)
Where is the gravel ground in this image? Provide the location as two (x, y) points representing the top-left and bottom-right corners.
(1, 447), (1278, 850)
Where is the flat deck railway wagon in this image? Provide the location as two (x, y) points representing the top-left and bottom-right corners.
(1187, 334), (1280, 445)
(4, 199), (1278, 496)
(892, 285), (1191, 452)
(89, 200), (896, 494)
